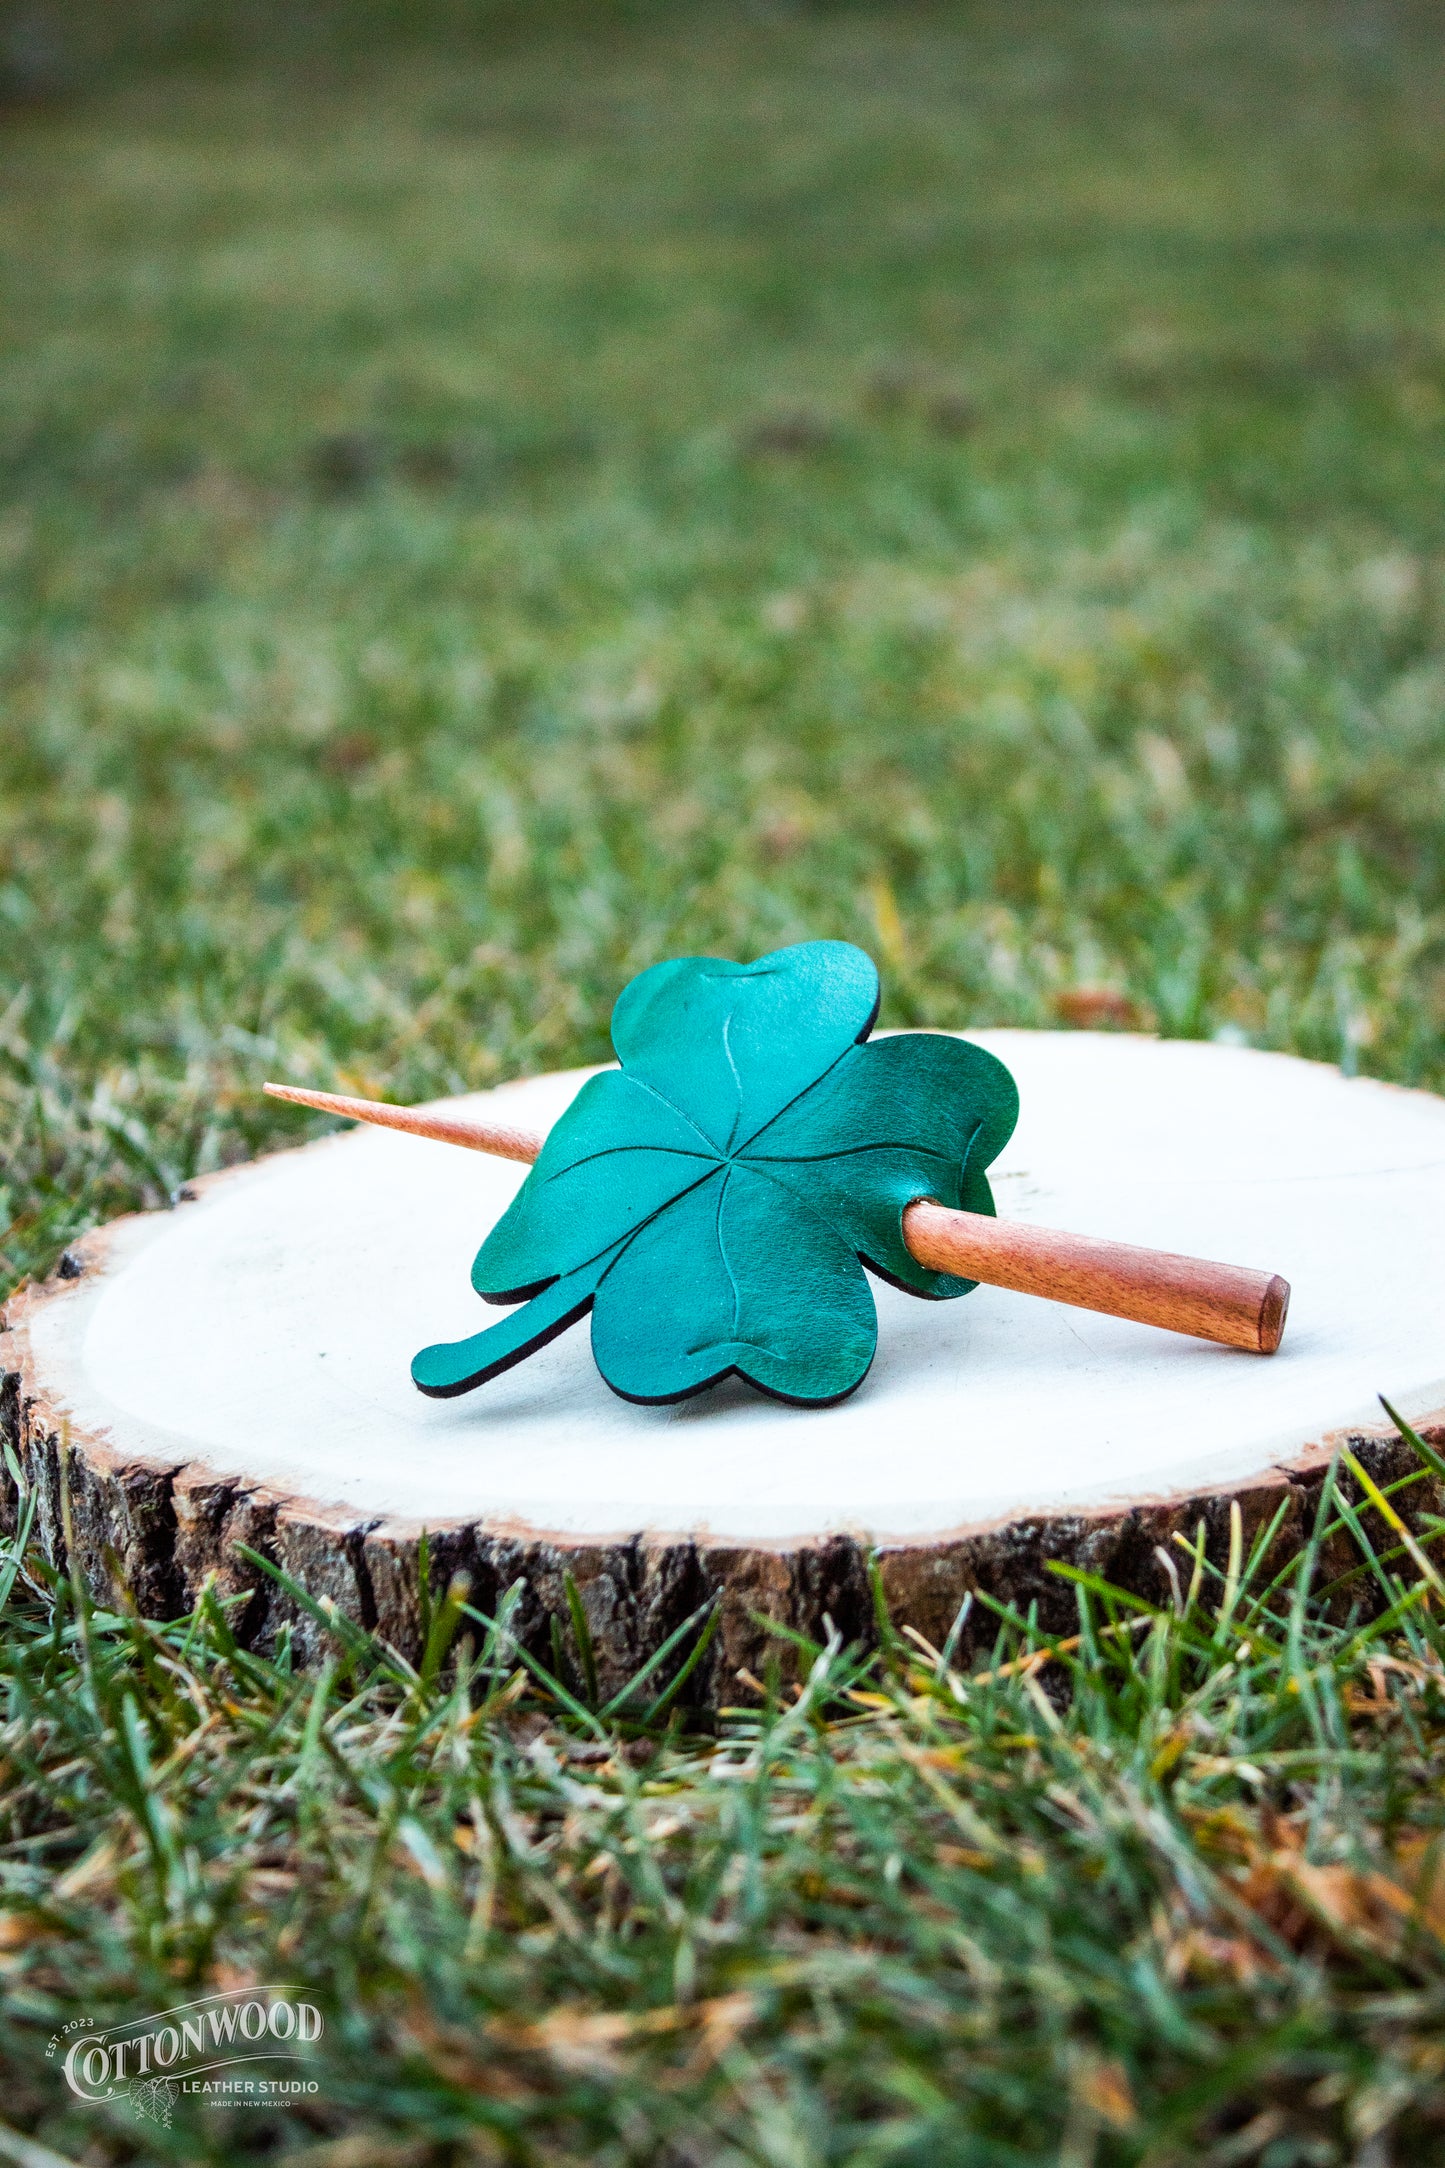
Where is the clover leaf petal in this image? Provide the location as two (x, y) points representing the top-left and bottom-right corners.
(470, 1069), (717, 1298)
(411, 940), (1018, 1405)
(609, 939), (878, 1153)
(745, 1030), (1019, 1298)
(590, 1163), (877, 1404)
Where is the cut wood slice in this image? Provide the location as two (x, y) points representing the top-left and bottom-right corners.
(4, 1031), (1444, 1698)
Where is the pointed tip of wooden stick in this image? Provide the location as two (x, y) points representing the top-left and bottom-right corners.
(262, 1080), (544, 1164)
(263, 1082), (353, 1117)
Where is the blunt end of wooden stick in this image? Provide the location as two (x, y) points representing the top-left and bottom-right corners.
(1257, 1274), (1291, 1356)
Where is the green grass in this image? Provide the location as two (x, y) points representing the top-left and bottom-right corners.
(3, 0), (1445, 1290)
(6, 1421), (1445, 2164)
(3, 1), (1445, 2157)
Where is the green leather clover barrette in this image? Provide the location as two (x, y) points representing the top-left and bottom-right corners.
(267, 946), (1290, 1374)
(410, 940), (1018, 1407)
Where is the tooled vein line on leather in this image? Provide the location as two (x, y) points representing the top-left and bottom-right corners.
(612, 1021), (850, 1161)
(619, 962), (876, 1161)
(619, 1071), (722, 1155)
(720, 1010), (744, 1155)
(539, 1142), (717, 1185)
(485, 1163), (724, 1296)
(744, 1129), (984, 1255)
(731, 1033), (875, 1160)
(740, 1158), (880, 1284)
(714, 1167), (742, 1337)
(682, 1164), (779, 1362)
(744, 1139), (962, 1165)
(639, 962), (878, 1162)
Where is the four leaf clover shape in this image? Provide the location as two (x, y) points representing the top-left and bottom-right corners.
(412, 940), (1018, 1407)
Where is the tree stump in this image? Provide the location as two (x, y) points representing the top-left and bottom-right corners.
(4, 1032), (1443, 1698)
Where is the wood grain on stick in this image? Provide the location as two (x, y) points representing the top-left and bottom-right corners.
(263, 1082), (1289, 1354)
(902, 1199), (1289, 1356)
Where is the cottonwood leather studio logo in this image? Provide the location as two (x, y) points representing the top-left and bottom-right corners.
(50, 1986), (323, 2123)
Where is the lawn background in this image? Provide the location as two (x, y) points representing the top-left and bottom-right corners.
(3, 3), (1445, 2161)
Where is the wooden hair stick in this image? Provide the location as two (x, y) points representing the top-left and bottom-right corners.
(263, 1083), (1289, 1355)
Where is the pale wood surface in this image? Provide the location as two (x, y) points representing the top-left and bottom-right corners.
(6, 1033), (1444, 1686)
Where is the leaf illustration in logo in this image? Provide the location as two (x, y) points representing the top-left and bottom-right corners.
(132, 2077), (177, 2127)
(412, 940), (1018, 1406)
